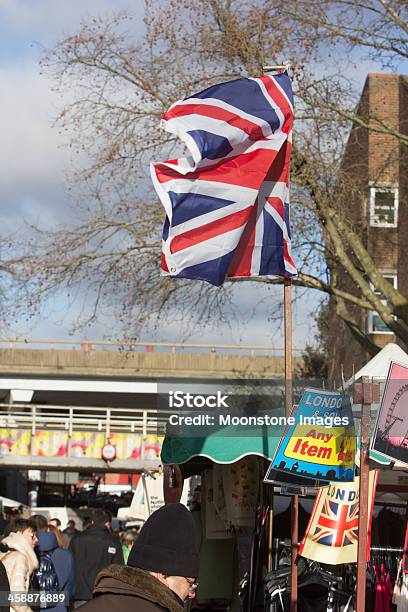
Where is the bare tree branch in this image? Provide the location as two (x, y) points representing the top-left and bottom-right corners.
(1, 0), (407, 352)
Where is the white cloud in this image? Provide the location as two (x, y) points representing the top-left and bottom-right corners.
(0, 1), (147, 233)
(1, 64), (68, 186)
(0, 0), (145, 42)
(0, 61), (77, 231)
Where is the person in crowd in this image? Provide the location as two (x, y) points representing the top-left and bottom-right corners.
(81, 517), (92, 531)
(47, 525), (67, 550)
(31, 515), (48, 532)
(0, 515), (9, 539)
(0, 559), (10, 612)
(32, 528), (75, 612)
(48, 519), (61, 532)
(62, 521), (79, 545)
(48, 520), (68, 549)
(121, 530), (137, 564)
(0, 509), (21, 540)
(69, 509), (123, 608)
(0, 518), (39, 612)
(78, 503), (199, 612)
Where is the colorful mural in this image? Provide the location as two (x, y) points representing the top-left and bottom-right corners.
(0, 428), (162, 461)
(0, 429), (31, 457)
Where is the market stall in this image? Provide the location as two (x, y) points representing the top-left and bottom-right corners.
(160, 343), (408, 611)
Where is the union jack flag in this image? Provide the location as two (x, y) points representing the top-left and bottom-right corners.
(312, 499), (359, 547)
(151, 73), (297, 286)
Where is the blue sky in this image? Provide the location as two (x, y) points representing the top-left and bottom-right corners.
(0, 1), (400, 348)
(0, 0), (145, 60)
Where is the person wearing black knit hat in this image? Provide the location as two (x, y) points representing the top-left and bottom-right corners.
(78, 503), (199, 612)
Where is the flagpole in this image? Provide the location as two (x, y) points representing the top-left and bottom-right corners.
(284, 277), (298, 612)
(262, 63), (297, 605)
(356, 377), (373, 611)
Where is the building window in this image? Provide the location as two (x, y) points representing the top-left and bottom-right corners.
(369, 187), (398, 227)
(367, 274), (397, 334)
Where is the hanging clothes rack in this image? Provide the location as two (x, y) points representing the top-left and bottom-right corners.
(371, 546), (404, 553)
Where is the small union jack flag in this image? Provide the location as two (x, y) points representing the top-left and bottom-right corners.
(151, 73), (296, 286)
(312, 499), (359, 547)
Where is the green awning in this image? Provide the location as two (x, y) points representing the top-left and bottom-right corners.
(161, 430), (395, 467)
(161, 426), (280, 464)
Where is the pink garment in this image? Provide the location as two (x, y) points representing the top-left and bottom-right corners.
(384, 566), (393, 611)
(374, 564), (392, 612)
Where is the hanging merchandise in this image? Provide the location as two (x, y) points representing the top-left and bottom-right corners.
(222, 456), (261, 528)
(372, 361), (408, 467)
(394, 561), (408, 612)
(403, 517), (408, 574)
(128, 473), (188, 520)
(202, 470), (232, 539)
(374, 563), (393, 612)
(374, 506), (405, 548)
(266, 388), (356, 484)
(299, 471), (378, 565)
(192, 497), (236, 606)
(212, 463), (229, 525)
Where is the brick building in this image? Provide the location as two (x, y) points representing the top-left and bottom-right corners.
(327, 73), (408, 378)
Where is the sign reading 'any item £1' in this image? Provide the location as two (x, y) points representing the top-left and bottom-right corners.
(265, 388), (356, 484)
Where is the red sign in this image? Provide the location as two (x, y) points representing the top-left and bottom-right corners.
(101, 442), (117, 462)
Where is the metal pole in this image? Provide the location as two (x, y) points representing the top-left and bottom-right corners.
(284, 278), (297, 612)
(284, 279), (293, 424)
(403, 502), (408, 574)
(356, 377), (372, 612)
(267, 485), (274, 572)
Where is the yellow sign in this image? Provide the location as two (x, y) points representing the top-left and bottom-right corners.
(284, 424), (355, 467)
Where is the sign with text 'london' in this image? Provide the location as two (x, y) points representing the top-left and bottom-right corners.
(266, 389), (356, 483)
(299, 472), (378, 564)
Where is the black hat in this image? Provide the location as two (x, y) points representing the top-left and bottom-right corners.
(127, 503), (199, 577)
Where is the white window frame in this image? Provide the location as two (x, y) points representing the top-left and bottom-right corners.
(367, 273), (397, 334)
(369, 186), (398, 228)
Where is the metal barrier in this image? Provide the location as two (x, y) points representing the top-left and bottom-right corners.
(0, 338), (304, 356)
(0, 403), (165, 436)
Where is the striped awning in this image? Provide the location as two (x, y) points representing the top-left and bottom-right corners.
(161, 425), (280, 465)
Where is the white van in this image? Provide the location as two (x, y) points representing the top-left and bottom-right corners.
(30, 507), (83, 530)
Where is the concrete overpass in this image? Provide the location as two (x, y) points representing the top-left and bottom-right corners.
(0, 339), (302, 379)
(0, 340), (303, 473)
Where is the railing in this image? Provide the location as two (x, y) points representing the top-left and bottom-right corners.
(0, 403), (164, 468)
(0, 338), (304, 356)
(0, 403), (166, 436)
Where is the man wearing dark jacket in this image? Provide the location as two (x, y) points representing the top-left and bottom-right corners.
(79, 503), (199, 612)
(62, 520), (79, 545)
(0, 560), (10, 612)
(70, 509), (123, 607)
